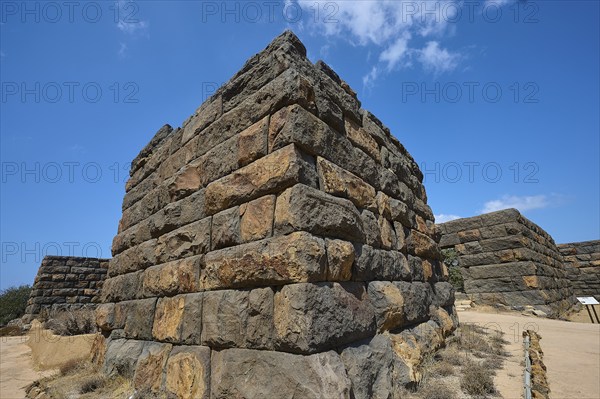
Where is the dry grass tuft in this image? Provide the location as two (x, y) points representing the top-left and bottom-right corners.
(460, 360), (496, 397)
(44, 308), (97, 336)
(418, 382), (457, 399)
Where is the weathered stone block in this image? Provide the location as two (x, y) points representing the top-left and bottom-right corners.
(155, 217), (211, 264)
(274, 183), (364, 242)
(202, 231), (326, 289)
(202, 288), (273, 349)
(211, 348), (351, 399)
(165, 346), (211, 399)
(274, 282), (376, 354)
(142, 256), (201, 297)
(344, 118), (380, 162)
(238, 116), (269, 167)
(211, 206), (241, 250)
(133, 342), (172, 392)
(152, 293), (203, 344)
(124, 298), (157, 340)
(407, 230), (440, 260)
(316, 157), (376, 210)
(205, 144), (318, 215)
(353, 245), (411, 282)
(240, 195), (275, 242)
(103, 339), (145, 377)
(101, 271), (143, 302)
(341, 334), (411, 398)
(326, 239), (354, 281)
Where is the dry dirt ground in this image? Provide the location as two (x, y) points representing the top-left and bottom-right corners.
(459, 308), (600, 399)
(0, 336), (56, 399)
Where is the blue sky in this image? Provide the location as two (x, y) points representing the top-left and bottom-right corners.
(1, 0), (598, 290)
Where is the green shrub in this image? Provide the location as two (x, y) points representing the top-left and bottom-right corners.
(0, 285), (32, 326)
(441, 249), (464, 292)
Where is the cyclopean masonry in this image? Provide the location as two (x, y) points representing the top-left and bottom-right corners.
(558, 240), (600, 301)
(23, 255), (109, 323)
(96, 31), (457, 399)
(438, 209), (575, 317)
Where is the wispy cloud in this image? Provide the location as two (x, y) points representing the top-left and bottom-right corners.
(418, 41), (460, 75)
(118, 42), (128, 57)
(480, 194), (563, 214)
(292, 0), (460, 86)
(436, 214), (462, 223)
(114, 0), (149, 56)
(115, 0), (149, 35)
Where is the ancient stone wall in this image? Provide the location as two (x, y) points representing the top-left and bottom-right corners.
(558, 240), (600, 300)
(97, 31), (457, 399)
(24, 255), (109, 322)
(438, 209), (575, 316)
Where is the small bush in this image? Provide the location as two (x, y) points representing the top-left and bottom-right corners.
(45, 308), (97, 336)
(132, 387), (178, 399)
(418, 382), (457, 399)
(0, 325), (22, 336)
(60, 359), (83, 375)
(441, 248), (464, 292)
(431, 360), (455, 377)
(0, 285), (32, 326)
(460, 360), (496, 396)
(80, 375), (107, 394)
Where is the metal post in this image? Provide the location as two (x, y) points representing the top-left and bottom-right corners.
(524, 334), (532, 399)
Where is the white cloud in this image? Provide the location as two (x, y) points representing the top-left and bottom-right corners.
(362, 66), (380, 90)
(485, 0), (512, 6)
(115, 0), (149, 35)
(380, 32), (411, 71)
(293, 0), (460, 85)
(417, 41), (460, 75)
(436, 214), (462, 223)
(117, 19), (149, 35)
(480, 195), (551, 214)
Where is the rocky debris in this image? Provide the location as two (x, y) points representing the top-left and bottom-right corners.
(524, 330), (550, 399)
(99, 30), (456, 398)
(438, 209), (576, 317)
(23, 256), (109, 322)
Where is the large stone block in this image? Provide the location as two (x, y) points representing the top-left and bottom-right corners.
(124, 298), (157, 340)
(353, 245), (411, 282)
(165, 346), (211, 399)
(133, 342), (172, 392)
(211, 348), (352, 399)
(142, 256), (202, 297)
(274, 184), (364, 242)
(205, 144), (317, 215)
(152, 293), (203, 344)
(103, 338), (146, 377)
(407, 230), (440, 260)
(316, 157), (376, 210)
(326, 239), (354, 281)
(155, 217), (211, 264)
(341, 334), (412, 398)
(101, 271), (143, 302)
(274, 282), (376, 354)
(202, 288), (274, 349)
(211, 206), (241, 250)
(239, 195), (275, 242)
(202, 231), (326, 289)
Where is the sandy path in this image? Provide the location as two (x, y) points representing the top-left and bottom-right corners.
(0, 336), (55, 399)
(459, 310), (600, 399)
